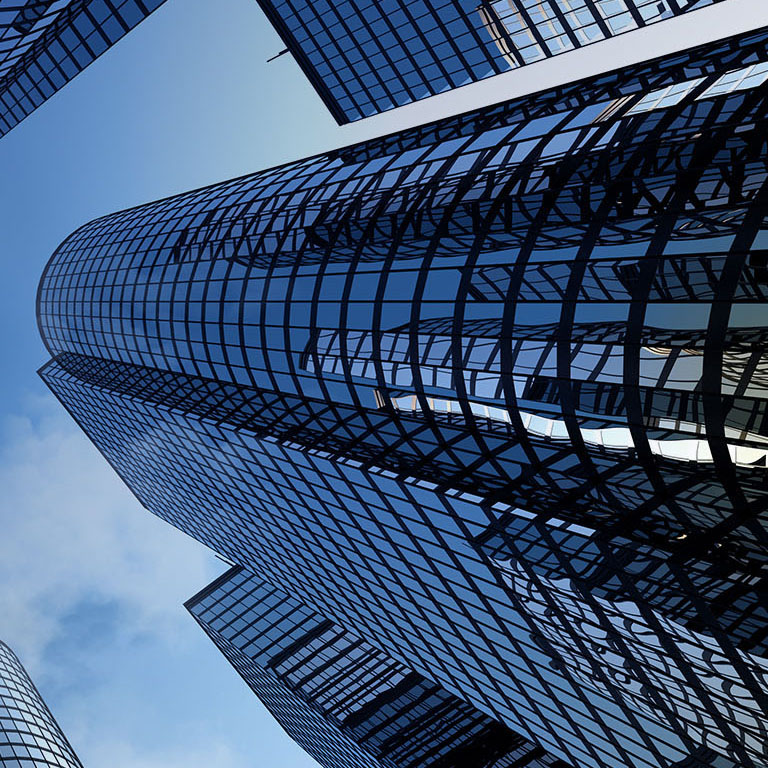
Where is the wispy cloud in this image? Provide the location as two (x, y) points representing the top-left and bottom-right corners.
(0, 393), (217, 675)
(82, 740), (253, 768)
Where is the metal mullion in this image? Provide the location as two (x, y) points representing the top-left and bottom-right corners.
(388, 1), (460, 92)
(580, 0), (614, 38)
(288, 0), (390, 112)
(78, 2), (113, 61)
(343, 0), (418, 104)
(512, 0), (558, 58)
(435, 0), (506, 77)
(620, 0), (649, 27)
(311, 464), (457, 696)
(540, 0), (583, 50)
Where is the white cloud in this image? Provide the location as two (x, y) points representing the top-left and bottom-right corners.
(83, 740), (252, 768)
(0, 393), (320, 767)
(0, 393), (219, 676)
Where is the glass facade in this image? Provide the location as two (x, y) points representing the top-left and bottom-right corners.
(0, 0), (167, 138)
(0, 641), (83, 767)
(255, 0), (728, 122)
(187, 565), (568, 768)
(37, 26), (768, 768)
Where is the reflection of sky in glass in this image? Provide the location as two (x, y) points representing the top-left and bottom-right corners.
(255, 0), (728, 121)
(0, 642), (83, 767)
(496, 558), (768, 760)
(188, 566), (560, 768)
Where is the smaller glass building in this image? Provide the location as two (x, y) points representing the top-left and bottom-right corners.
(0, 641), (83, 767)
(187, 565), (571, 768)
(0, 0), (167, 138)
(255, 0), (730, 122)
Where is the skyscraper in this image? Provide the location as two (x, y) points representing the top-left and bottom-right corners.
(0, 0), (168, 138)
(187, 565), (570, 768)
(0, 1), (730, 142)
(0, 641), (83, 767)
(37, 24), (768, 768)
(255, 0), (735, 122)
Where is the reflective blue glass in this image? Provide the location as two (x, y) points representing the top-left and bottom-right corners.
(256, 0), (733, 122)
(187, 566), (566, 768)
(0, 0), (167, 137)
(0, 641), (83, 767)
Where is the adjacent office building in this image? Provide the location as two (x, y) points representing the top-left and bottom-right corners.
(37, 22), (768, 768)
(256, 0), (733, 122)
(187, 565), (570, 768)
(0, 0), (741, 138)
(0, 641), (83, 767)
(0, 0), (168, 138)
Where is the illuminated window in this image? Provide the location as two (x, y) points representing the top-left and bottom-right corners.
(626, 77), (706, 115)
(698, 61), (768, 100)
(389, 393), (768, 468)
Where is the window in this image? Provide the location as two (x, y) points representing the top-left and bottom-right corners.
(697, 61), (768, 100)
(626, 77), (706, 115)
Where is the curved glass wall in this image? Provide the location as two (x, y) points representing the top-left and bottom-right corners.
(0, 641), (83, 767)
(37, 27), (768, 768)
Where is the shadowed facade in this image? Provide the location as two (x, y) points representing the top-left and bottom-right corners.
(187, 565), (571, 768)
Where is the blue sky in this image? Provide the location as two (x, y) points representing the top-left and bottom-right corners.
(0, 0), (765, 765)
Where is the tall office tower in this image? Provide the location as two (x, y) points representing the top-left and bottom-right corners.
(0, 0), (167, 138)
(0, 641), (83, 767)
(256, 0), (731, 122)
(37, 25), (768, 768)
(187, 565), (570, 768)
